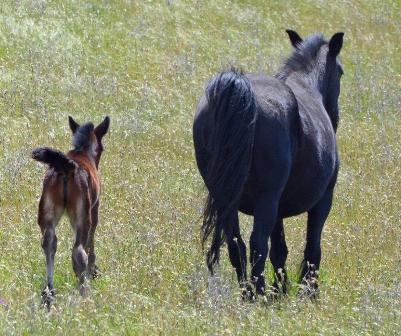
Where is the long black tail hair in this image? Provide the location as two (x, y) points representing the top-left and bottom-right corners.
(201, 68), (257, 273)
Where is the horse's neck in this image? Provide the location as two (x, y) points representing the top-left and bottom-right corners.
(286, 75), (335, 135)
(286, 76), (322, 109)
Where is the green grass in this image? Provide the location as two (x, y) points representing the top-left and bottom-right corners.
(0, 0), (400, 334)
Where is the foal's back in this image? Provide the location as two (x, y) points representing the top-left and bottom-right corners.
(67, 151), (100, 206)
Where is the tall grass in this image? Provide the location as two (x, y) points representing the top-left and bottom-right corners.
(0, 0), (400, 334)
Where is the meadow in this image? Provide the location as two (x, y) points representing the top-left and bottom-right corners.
(0, 0), (400, 334)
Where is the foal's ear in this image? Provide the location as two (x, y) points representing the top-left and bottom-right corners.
(286, 29), (303, 48)
(68, 116), (80, 134)
(328, 32), (344, 56)
(95, 116), (110, 139)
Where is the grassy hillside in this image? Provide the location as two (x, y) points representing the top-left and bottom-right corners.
(0, 0), (400, 334)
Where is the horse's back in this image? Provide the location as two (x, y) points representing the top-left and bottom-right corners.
(242, 73), (338, 217)
(194, 72), (338, 218)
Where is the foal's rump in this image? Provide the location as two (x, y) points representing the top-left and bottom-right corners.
(33, 147), (91, 215)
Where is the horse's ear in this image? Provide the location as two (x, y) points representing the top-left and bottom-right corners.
(68, 116), (80, 134)
(95, 116), (110, 139)
(286, 29), (303, 48)
(328, 32), (344, 56)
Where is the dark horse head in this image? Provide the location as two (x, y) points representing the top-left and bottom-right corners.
(278, 30), (344, 131)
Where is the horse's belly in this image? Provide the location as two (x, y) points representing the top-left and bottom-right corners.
(279, 187), (326, 217)
(279, 163), (336, 217)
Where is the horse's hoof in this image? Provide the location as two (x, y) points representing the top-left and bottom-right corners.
(298, 279), (319, 300)
(41, 287), (55, 310)
(299, 263), (319, 300)
(240, 284), (256, 303)
(264, 285), (284, 304)
(273, 268), (288, 295)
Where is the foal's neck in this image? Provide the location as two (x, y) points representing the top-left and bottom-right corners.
(70, 149), (98, 169)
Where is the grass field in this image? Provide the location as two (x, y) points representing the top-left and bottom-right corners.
(0, 0), (400, 334)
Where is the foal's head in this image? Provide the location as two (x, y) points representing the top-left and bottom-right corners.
(280, 30), (344, 130)
(68, 116), (110, 167)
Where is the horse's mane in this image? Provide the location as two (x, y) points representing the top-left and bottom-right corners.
(73, 122), (94, 151)
(276, 33), (327, 80)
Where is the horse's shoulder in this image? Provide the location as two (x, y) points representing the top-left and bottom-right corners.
(246, 73), (298, 121)
(247, 72), (285, 92)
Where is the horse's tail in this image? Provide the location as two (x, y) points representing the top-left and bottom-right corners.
(32, 147), (76, 173)
(201, 68), (257, 273)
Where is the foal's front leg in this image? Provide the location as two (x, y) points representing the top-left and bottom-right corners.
(250, 194), (278, 296)
(299, 188), (334, 299)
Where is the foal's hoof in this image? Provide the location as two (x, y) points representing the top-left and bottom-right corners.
(41, 287), (55, 310)
(79, 277), (90, 297)
(90, 265), (101, 280)
(79, 283), (90, 297)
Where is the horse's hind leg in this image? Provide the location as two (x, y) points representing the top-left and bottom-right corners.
(38, 195), (63, 309)
(269, 218), (288, 295)
(299, 189), (334, 299)
(225, 212), (252, 299)
(250, 194), (278, 296)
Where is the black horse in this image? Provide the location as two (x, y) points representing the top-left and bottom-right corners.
(193, 30), (344, 299)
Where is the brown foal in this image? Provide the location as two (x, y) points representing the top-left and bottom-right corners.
(32, 116), (109, 307)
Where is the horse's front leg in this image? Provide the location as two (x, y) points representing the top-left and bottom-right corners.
(250, 194), (279, 296)
(269, 218), (289, 296)
(299, 188), (334, 299)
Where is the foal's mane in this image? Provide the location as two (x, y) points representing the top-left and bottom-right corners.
(73, 122), (94, 151)
(276, 33), (327, 80)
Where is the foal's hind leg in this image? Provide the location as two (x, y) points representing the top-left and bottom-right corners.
(250, 194), (278, 296)
(225, 212), (252, 300)
(86, 202), (100, 279)
(70, 197), (91, 295)
(38, 195), (63, 308)
(269, 218), (288, 295)
(299, 189), (334, 299)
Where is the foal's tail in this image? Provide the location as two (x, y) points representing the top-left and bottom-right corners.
(32, 147), (76, 173)
(201, 68), (257, 273)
